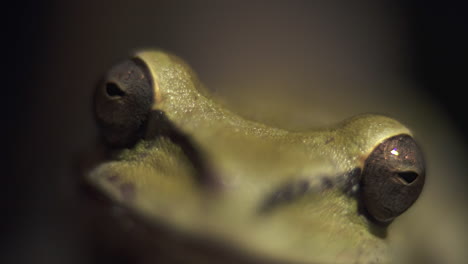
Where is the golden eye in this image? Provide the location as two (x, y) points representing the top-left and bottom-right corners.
(94, 59), (153, 147)
(361, 135), (425, 223)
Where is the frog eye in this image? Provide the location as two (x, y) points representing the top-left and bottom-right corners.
(361, 135), (425, 223)
(94, 59), (153, 146)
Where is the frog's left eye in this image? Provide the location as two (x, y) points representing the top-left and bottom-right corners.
(361, 135), (425, 223)
(94, 59), (153, 147)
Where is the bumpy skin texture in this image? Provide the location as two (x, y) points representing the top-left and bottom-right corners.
(87, 50), (420, 264)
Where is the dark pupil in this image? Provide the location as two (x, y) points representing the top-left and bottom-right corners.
(397, 172), (418, 184)
(106, 82), (125, 97)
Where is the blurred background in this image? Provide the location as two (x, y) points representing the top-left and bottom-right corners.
(4, 0), (467, 263)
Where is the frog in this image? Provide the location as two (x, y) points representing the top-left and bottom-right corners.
(84, 50), (425, 264)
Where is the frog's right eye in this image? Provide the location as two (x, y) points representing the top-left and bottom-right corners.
(360, 134), (425, 224)
(94, 59), (153, 147)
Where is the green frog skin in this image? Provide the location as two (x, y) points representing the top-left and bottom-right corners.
(86, 50), (425, 264)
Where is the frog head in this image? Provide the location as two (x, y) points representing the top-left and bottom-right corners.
(86, 50), (425, 263)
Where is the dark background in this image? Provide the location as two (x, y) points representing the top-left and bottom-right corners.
(3, 1), (467, 263)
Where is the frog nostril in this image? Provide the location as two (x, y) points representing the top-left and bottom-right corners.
(106, 82), (126, 97)
(397, 171), (418, 184)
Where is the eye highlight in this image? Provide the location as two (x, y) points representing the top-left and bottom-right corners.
(360, 135), (425, 223)
(94, 59), (153, 147)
